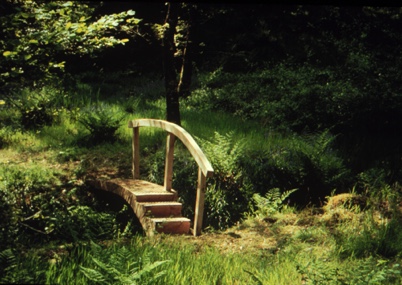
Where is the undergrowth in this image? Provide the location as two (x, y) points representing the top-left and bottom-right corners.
(1, 72), (402, 284)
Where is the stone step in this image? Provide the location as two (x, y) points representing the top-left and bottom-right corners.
(139, 201), (183, 217)
(151, 217), (191, 235)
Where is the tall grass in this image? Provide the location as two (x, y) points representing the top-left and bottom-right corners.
(4, 233), (401, 284)
(0, 238), (304, 284)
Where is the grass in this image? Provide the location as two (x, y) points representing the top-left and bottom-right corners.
(1, 74), (402, 284)
(4, 205), (402, 284)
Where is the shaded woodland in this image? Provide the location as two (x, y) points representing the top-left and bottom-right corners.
(2, 2), (402, 284)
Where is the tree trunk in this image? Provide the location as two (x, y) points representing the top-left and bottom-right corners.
(177, 4), (196, 99)
(163, 2), (181, 125)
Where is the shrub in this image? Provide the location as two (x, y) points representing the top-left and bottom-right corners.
(120, 96), (141, 114)
(0, 248), (44, 284)
(0, 163), (125, 248)
(78, 103), (124, 145)
(0, 127), (12, 149)
(241, 131), (351, 206)
(6, 87), (66, 130)
(251, 188), (297, 218)
(0, 164), (60, 248)
(198, 131), (253, 229)
(188, 65), (361, 133)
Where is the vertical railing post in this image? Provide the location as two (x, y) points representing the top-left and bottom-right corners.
(193, 167), (206, 236)
(164, 132), (176, 191)
(132, 127), (140, 179)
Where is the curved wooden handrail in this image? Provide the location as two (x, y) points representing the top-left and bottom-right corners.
(128, 119), (214, 178)
(128, 118), (214, 236)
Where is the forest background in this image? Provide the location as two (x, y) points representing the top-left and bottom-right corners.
(2, 2), (402, 284)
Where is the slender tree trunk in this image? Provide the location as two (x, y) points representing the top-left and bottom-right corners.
(177, 5), (196, 99)
(163, 2), (181, 125)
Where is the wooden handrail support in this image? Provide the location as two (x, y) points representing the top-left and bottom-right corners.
(128, 119), (214, 236)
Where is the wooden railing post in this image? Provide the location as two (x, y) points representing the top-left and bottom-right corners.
(132, 127), (140, 179)
(164, 132), (176, 191)
(193, 167), (206, 236)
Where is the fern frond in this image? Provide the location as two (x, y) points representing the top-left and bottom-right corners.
(130, 259), (171, 281)
(279, 188), (298, 205)
(80, 244), (170, 285)
(0, 248), (16, 269)
(253, 188), (298, 217)
(80, 266), (108, 285)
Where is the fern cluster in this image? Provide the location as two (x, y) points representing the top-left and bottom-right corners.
(78, 102), (124, 145)
(198, 131), (253, 229)
(80, 242), (170, 285)
(0, 248), (44, 284)
(297, 257), (401, 285)
(252, 188), (298, 218)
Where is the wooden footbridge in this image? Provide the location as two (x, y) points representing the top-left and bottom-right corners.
(90, 119), (214, 236)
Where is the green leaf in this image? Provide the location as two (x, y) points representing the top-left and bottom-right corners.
(62, 2), (73, 7)
(20, 12), (31, 19)
(29, 39), (39, 44)
(120, 39), (129, 43)
(3, 51), (15, 57)
(127, 10), (135, 16)
(24, 54), (32, 60)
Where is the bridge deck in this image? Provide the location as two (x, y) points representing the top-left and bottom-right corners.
(92, 178), (177, 201)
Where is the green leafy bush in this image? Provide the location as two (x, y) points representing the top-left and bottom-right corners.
(0, 164), (60, 248)
(0, 163), (124, 248)
(6, 87), (66, 130)
(252, 188), (297, 218)
(189, 63), (402, 186)
(78, 103), (124, 145)
(188, 65), (361, 133)
(241, 131), (351, 206)
(120, 96), (141, 114)
(198, 132), (253, 229)
(0, 248), (44, 284)
(0, 127), (12, 149)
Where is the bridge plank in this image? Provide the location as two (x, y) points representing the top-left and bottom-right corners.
(91, 178), (177, 202)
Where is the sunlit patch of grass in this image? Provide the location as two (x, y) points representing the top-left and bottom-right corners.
(5, 130), (44, 152)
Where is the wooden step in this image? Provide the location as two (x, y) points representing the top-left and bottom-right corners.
(89, 179), (178, 202)
(151, 217), (191, 235)
(134, 191), (177, 202)
(89, 179), (191, 236)
(139, 201), (183, 217)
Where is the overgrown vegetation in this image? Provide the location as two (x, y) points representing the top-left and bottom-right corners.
(1, 75), (402, 282)
(2, 2), (402, 283)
